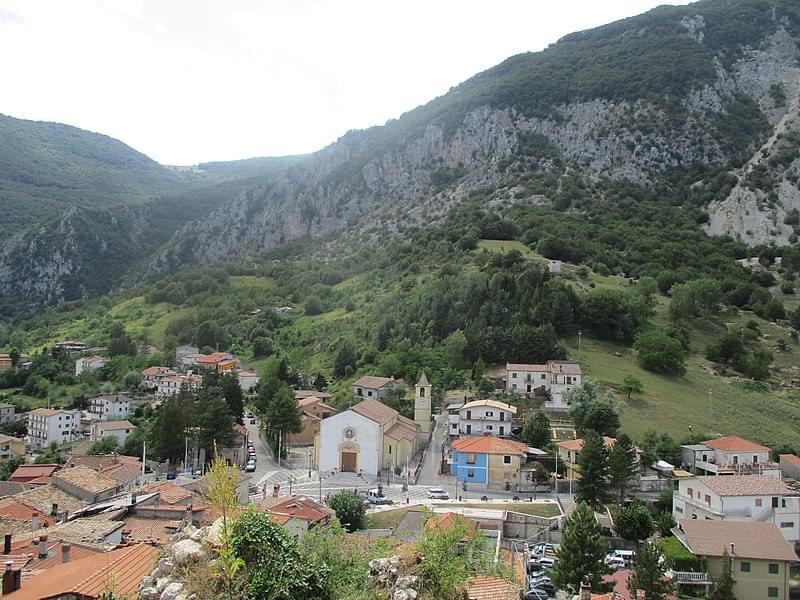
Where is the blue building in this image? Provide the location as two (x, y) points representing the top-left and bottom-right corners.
(449, 437), (528, 488)
(450, 448), (489, 484)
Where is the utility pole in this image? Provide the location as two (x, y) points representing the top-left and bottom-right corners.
(708, 390), (712, 421)
(277, 430), (281, 468)
(141, 440), (146, 478)
(578, 330), (582, 360)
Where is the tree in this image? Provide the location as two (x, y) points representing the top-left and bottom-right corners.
(107, 323), (136, 357)
(327, 490), (365, 531)
(312, 372), (328, 391)
(197, 394), (236, 458)
(576, 429), (610, 508)
(265, 383), (302, 457)
(709, 549), (736, 600)
(333, 343), (356, 379)
(567, 380), (620, 437)
(87, 437), (119, 456)
(442, 330), (469, 370)
(634, 329), (687, 375)
(522, 411), (551, 449)
(0, 457), (24, 481)
(122, 371), (140, 392)
(220, 373), (245, 424)
(204, 453), (244, 600)
(627, 541), (674, 600)
(616, 501), (654, 541)
(655, 511), (676, 538)
(151, 391), (190, 463)
(551, 501), (608, 592)
(608, 434), (639, 505)
(252, 337), (273, 359)
(619, 375), (643, 400)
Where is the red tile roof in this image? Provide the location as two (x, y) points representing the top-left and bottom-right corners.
(466, 575), (521, 600)
(352, 376), (393, 389)
(139, 481), (193, 505)
(558, 436), (617, 453)
(425, 512), (478, 541)
(678, 519), (798, 561)
(351, 398), (399, 425)
(696, 475), (792, 496)
(9, 465), (60, 483)
(780, 453), (800, 467)
(0, 499), (53, 525)
(451, 437), (528, 456)
(703, 435), (770, 453)
(256, 494), (334, 525)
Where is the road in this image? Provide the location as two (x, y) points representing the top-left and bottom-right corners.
(244, 417), (309, 499)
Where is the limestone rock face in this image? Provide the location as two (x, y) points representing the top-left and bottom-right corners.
(171, 539), (206, 566)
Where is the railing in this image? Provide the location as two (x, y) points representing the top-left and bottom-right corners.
(672, 571), (712, 584)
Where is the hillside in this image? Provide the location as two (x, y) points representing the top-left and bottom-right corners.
(146, 0), (800, 277)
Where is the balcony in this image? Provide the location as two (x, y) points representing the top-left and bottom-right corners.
(671, 571), (712, 585)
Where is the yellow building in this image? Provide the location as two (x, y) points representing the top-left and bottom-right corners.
(557, 436), (618, 480)
(675, 519), (797, 599)
(0, 434), (26, 458)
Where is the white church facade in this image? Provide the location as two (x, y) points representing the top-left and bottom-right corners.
(316, 373), (432, 477)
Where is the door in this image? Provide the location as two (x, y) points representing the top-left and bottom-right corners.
(499, 426), (505, 436)
(341, 452), (357, 472)
(466, 425), (472, 434)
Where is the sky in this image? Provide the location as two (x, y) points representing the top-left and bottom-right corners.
(0, 0), (687, 165)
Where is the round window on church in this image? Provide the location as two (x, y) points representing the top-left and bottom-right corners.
(344, 427), (355, 439)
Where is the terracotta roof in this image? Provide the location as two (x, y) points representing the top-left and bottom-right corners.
(0, 434), (24, 445)
(6, 543), (158, 600)
(255, 495), (334, 524)
(678, 519), (798, 562)
(386, 421), (417, 442)
(780, 454), (800, 467)
(14, 484), (87, 515)
(0, 481), (31, 498)
(10, 465), (61, 483)
(352, 376), (394, 389)
(0, 499), (53, 524)
(506, 363), (550, 372)
(197, 352), (230, 364)
(451, 437), (528, 456)
(65, 455), (138, 471)
(141, 366), (171, 376)
(547, 360), (582, 375)
(351, 398), (399, 425)
(298, 395), (322, 408)
(93, 420), (134, 431)
(24, 477), (53, 486)
(425, 512), (478, 541)
(121, 516), (182, 545)
(101, 463), (141, 486)
(139, 481), (193, 505)
(0, 517), (39, 537)
(28, 409), (61, 418)
(466, 575), (521, 600)
(53, 466), (119, 496)
(10, 539), (102, 575)
(294, 390), (334, 400)
(703, 435), (770, 453)
(14, 518), (123, 550)
(460, 399), (517, 414)
(558, 436), (617, 453)
(696, 475), (792, 496)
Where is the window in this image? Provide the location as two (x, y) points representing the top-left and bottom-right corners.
(756, 498), (763, 507)
(782, 498), (786, 508)
(753, 455), (759, 464)
(357, 388), (363, 396)
(389, 446), (392, 455)
(420, 387), (425, 397)
(467, 469), (475, 478)
(486, 411), (494, 417)
(512, 384), (517, 390)
(503, 456), (512, 464)
(733, 455), (739, 465)
(704, 494), (711, 505)
(487, 425), (493, 431)
(466, 454), (476, 465)
(769, 563), (779, 575)
(768, 587), (778, 598)
(740, 562), (751, 573)
(499, 413), (505, 421)
(511, 373), (517, 379)
(541, 374), (546, 380)
(687, 487), (693, 498)
(466, 411), (471, 420)
(367, 391), (373, 397)
(780, 521), (794, 528)
(675, 505), (683, 513)
(772, 497), (779, 508)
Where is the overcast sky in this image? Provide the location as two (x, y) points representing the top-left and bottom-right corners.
(0, 0), (687, 165)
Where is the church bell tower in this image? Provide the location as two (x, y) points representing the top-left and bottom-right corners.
(414, 372), (432, 444)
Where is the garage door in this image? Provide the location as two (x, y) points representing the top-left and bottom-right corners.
(341, 452), (357, 472)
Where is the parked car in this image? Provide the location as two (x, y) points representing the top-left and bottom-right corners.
(524, 587), (551, 600)
(608, 549), (635, 566)
(605, 556), (627, 571)
(531, 557), (556, 569)
(428, 487), (450, 500)
(527, 581), (554, 597)
(245, 462), (256, 473)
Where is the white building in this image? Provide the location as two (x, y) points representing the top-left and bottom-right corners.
(681, 435), (780, 477)
(141, 366), (176, 387)
(0, 403), (15, 424)
(26, 408), (80, 450)
(449, 399), (516, 438)
(505, 360), (582, 410)
(156, 374), (202, 399)
(75, 355), (106, 377)
(238, 370), (260, 393)
(89, 395), (131, 421)
(673, 475), (800, 543)
(90, 420), (134, 444)
(351, 376), (394, 401)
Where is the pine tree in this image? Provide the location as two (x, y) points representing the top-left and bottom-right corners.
(608, 433), (639, 505)
(197, 394), (236, 455)
(627, 541), (674, 600)
(522, 411), (551, 449)
(220, 372), (244, 424)
(551, 501), (608, 592)
(710, 550), (736, 600)
(576, 429), (610, 508)
(265, 383), (303, 456)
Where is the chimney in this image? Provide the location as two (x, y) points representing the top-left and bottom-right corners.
(2, 561), (16, 594)
(50, 503), (58, 517)
(2, 535), (10, 555)
(131, 492), (137, 505)
(61, 510), (69, 524)
(61, 542), (71, 564)
(730, 543), (735, 555)
(37, 535), (48, 559)
(579, 577), (592, 600)
(31, 515), (39, 531)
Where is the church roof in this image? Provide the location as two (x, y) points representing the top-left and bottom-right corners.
(386, 420), (417, 442)
(416, 372), (430, 387)
(351, 398), (398, 425)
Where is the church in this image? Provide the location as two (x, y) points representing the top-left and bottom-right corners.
(316, 373), (432, 477)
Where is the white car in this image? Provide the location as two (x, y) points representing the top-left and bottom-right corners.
(245, 462), (256, 472)
(428, 488), (450, 500)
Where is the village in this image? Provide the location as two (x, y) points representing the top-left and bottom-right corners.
(0, 341), (796, 599)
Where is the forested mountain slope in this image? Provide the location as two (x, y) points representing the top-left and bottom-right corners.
(147, 0), (800, 276)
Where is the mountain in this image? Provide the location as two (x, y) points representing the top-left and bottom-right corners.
(146, 0), (800, 276)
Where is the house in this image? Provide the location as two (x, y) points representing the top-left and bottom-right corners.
(255, 494), (335, 541)
(450, 399), (516, 438)
(558, 436), (620, 480)
(351, 375), (394, 400)
(779, 454), (800, 480)
(288, 396), (337, 446)
(238, 370), (260, 393)
(178, 353), (206, 370)
(0, 354), (12, 373)
(680, 435), (780, 477)
(318, 383), (429, 477)
(88, 394), (131, 421)
(0, 402), (15, 424)
(547, 260), (562, 274)
(9, 464), (61, 484)
(673, 519), (797, 599)
(11, 483), (87, 516)
(74, 355), (106, 377)
(89, 420), (134, 444)
(54, 341), (88, 352)
(26, 408), (80, 450)
(449, 437), (528, 489)
(196, 352), (236, 373)
(0, 435), (26, 459)
(141, 366), (176, 386)
(465, 576), (521, 600)
(505, 360), (582, 410)
(52, 465), (121, 504)
(673, 475), (800, 542)
(156, 374), (202, 399)
(3, 542), (158, 599)
(295, 389), (335, 402)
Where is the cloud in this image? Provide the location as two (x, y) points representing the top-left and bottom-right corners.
(0, 8), (24, 25)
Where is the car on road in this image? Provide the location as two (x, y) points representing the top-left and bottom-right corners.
(427, 487), (450, 500)
(524, 587), (551, 600)
(250, 418), (256, 424)
(529, 556), (556, 570)
(364, 488), (394, 505)
(245, 460), (256, 472)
